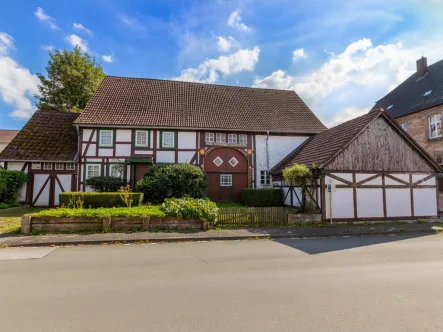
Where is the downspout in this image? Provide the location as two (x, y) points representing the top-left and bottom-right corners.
(266, 131), (270, 187)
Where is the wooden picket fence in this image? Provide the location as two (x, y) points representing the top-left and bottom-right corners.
(216, 207), (288, 227)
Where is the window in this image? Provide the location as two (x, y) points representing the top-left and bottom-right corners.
(401, 122), (408, 131)
(205, 132), (214, 143)
(109, 164), (123, 178)
(220, 174), (232, 186)
(99, 130), (114, 147)
(43, 163), (52, 170)
(424, 90), (433, 97)
(161, 131), (175, 148)
(228, 134), (237, 144)
(55, 163), (64, 170)
(32, 162), (41, 170)
(386, 105), (393, 110)
(229, 157), (239, 167)
(66, 163), (75, 170)
(213, 156), (223, 167)
(239, 134), (247, 144)
(429, 115), (442, 138)
(261, 170), (271, 186)
(135, 130), (149, 147)
(216, 133), (226, 143)
(86, 164), (101, 179)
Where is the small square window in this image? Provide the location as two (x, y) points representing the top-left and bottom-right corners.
(261, 170), (271, 186)
(66, 163), (75, 170)
(99, 130), (113, 147)
(109, 164), (123, 178)
(220, 174), (232, 186)
(86, 164), (101, 179)
(228, 134), (237, 144)
(213, 156), (223, 167)
(135, 130), (149, 147)
(229, 157), (239, 167)
(43, 163), (52, 170)
(32, 162), (41, 170)
(55, 163), (64, 170)
(205, 133), (214, 143)
(216, 133), (226, 143)
(239, 134), (247, 144)
(161, 131), (175, 148)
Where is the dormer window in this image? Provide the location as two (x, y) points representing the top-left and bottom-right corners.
(429, 114), (442, 138)
(386, 105), (393, 110)
(424, 90), (432, 97)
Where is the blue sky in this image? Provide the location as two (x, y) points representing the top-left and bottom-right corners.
(1, 0), (443, 129)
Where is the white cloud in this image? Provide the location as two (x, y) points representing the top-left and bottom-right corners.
(121, 16), (145, 30)
(0, 33), (40, 119)
(40, 45), (54, 52)
(65, 34), (88, 52)
(227, 10), (250, 32)
(217, 36), (236, 52)
(173, 46), (260, 83)
(292, 48), (307, 62)
(102, 54), (114, 63)
(326, 107), (368, 128)
(73, 23), (92, 35)
(34, 7), (58, 30)
(254, 38), (428, 126)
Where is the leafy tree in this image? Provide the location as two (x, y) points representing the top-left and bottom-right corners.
(35, 46), (105, 112)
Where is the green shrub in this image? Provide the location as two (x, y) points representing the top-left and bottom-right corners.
(59, 192), (144, 208)
(161, 197), (218, 222)
(240, 188), (283, 207)
(0, 170), (30, 204)
(85, 176), (126, 192)
(0, 201), (20, 209)
(30, 206), (166, 218)
(136, 163), (208, 204)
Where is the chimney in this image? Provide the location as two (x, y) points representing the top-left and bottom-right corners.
(416, 56), (428, 78)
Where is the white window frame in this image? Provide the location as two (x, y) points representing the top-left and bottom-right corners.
(55, 163), (64, 170)
(135, 130), (149, 147)
(99, 130), (114, 147)
(228, 134), (237, 144)
(86, 164), (101, 180)
(43, 163), (52, 170)
(205, 132), (214, 143)
(216, 133), (226, 143)
(429, 115), (442, 138)
(220, 174), (233, 186)
(239, 134), (247, 145)
(66, 163), (75, 171)
(109, 164), (124, 179)
(32, 162), (41, 170)
(161, 131), (175, 148)
(261, 170), (271, 186)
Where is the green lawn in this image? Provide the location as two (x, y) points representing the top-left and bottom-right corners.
(0, 207), (48, 234)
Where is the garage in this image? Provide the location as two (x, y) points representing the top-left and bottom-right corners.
(271, 109), (441, 221)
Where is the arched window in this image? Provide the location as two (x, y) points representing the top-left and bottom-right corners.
(429, 114), (441, 138)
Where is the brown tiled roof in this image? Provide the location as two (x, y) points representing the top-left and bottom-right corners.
(0, 110), (79, 162)
(0, 130), (19, 143)
(271, 111), (383, 173)
(74, 76), (327, 133)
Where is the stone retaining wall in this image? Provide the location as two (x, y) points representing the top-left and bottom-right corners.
(21, 216), (208, 234)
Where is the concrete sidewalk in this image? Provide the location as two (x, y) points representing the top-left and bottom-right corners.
(1, 222), (442, 247)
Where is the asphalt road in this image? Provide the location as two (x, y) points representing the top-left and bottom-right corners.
(1, 235), (443, 332)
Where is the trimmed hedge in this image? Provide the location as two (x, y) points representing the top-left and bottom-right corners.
(0, 169), (30, 204)
(240, 188), (283, 207)
(161, 197), (218, 222)
(30, 206), (165, 218)
(59, 192), (144, 208)
(136, 163), (208, 203)
(85, 176), (126, 192)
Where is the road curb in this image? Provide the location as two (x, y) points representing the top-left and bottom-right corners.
(1, 229), (437, 247)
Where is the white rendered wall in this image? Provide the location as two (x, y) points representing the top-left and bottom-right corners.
(115, 144), (131, 157)
(157, 151), (175, 163)
(324, 188), (354, 218)
(178, 132), (196, 149)
(178, 151), (195, 163)
(414, 188), (437, 216)
(33, 174), (50, 206)
(356, 188), (383, 218)
(386, 189), (411, 217)
(255, 135), (309, 188)
(116, 129), (132, 142)
(98, 149), (113, 157)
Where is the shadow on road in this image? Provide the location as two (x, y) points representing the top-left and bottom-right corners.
(272, 234), (433, 255)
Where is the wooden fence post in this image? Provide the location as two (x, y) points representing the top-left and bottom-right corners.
(103, 216), (111, 230)
(21, 215), (31, 234)
(141, 216), (150, 231)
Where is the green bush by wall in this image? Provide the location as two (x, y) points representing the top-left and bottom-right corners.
(59, 192), (144, 208)
(85, 176), (126, 192)
(240, 188), (283, 207)
(0, 169), (30, 206)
